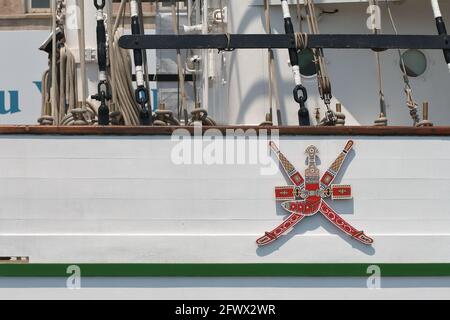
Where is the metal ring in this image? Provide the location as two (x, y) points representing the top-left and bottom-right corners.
(94, 0), (106, 10)
(293, 85), (308, 104)
(135, 86), (149, 105)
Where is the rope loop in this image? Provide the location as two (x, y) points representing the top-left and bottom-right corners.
(219, 33), (235, 52)
(294, 32), (309, 50)
(374, 113), (388, 126)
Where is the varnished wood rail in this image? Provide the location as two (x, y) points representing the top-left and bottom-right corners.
(0, 125), (450, 136)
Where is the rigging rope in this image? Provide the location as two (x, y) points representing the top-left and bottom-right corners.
(40, 0), (89, 126)
(384, 0), (421, 126)
(280, 0), (310, 126)
(171, 0), (188, 124)
(369, 0), (388, 126)
(76, 0), (89, 124)
(92, 0), (112, 125)
(50, 0), (58, 125)
(130, 0), (152, 125)
(260, 0), (282, 126)
(303, 0), (337, 126)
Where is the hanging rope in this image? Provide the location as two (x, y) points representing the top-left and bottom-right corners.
(260, 0), (282, 126)
(187, 0), (216, 127)
(280, 0), (310, 126)
(50, 0), (58, 125)
(130, 0), (151, 125)
(111, 27), (141, 125)
(171, 0), (188, 124)
(71, 0), (89, 125)
(39, 0), (88, 126)
(368, 0), (388, 126)
(383, 0), (421, 126)
(303, 0), (337, 126)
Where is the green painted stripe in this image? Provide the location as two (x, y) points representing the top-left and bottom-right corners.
(0, 263), (450, 277)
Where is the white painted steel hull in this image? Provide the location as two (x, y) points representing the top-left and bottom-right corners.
(0, 134), (449, 264)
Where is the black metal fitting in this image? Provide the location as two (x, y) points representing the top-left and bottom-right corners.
(94, 0), (106, 10)
(293, 85), (310, 126)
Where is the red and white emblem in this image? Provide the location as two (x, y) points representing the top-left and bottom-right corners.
(257, 140), (373, 246)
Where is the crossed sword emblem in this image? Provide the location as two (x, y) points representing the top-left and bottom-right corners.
(256, 140), (374, 246)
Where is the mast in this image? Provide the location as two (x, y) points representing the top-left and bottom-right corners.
(430, 0), (450, 73)
(280, 0), (310, 126)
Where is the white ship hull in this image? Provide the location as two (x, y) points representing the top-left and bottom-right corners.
(1, 127), (450, 298)
(1, 131), (449, 263)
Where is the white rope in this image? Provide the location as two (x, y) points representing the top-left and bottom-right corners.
(171, 0), (187, 121)
(78, 0), (87, 114)
(50, 0), (58, 125)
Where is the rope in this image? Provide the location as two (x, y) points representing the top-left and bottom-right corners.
(111, 28), (141, 125)
(152, 103), (181, 126)
(188, 104), (217, 126)
(384, 0), (421, 126)
(294, 32), (308, 50)
(416, 101), (434, 127)
(260, 0), (282, 126)
(106, 0), (116, 112)
(138, 0), (151, 109)
(171, 0), (187, 122)
(40, 0), (83, 126)
(50, 0), (59, 125)
(304, 0), (336, 126)
(107, 0), (142, 125)
(77, 0), (88, 123)
(369, 0), (388, 126)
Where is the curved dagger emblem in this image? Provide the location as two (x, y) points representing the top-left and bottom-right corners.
(257, 140), (373, 246)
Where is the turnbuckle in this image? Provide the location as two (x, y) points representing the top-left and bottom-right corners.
(92, 80), (111, 126)
(135, 86), (152, 125)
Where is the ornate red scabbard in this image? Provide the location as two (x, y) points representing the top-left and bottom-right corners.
(320, 140), (354, 189)
(319, 200), (373, 245)
(256, 213), (306, 246)
(269, 142), (305, 188)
